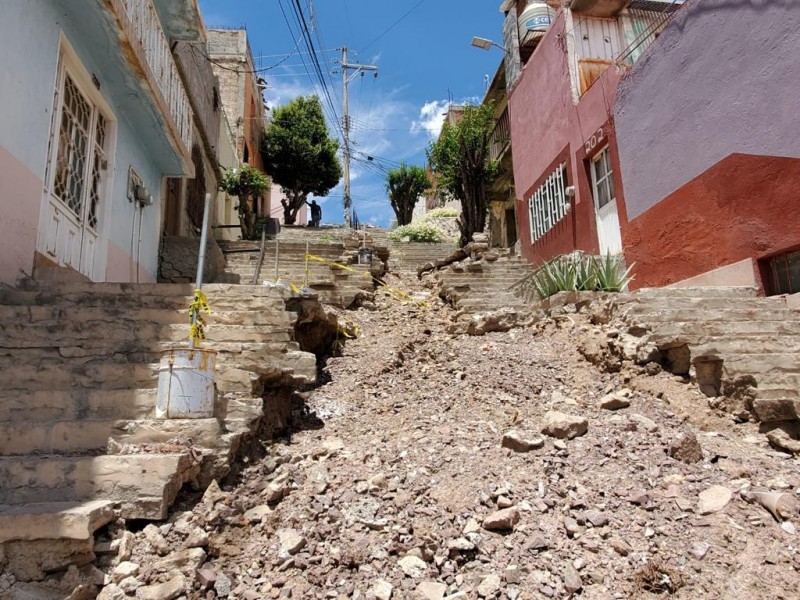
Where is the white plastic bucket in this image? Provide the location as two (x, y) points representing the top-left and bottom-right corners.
(156, 348), (217, 419)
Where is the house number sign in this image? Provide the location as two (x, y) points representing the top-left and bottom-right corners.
(584, 127), (607, 154)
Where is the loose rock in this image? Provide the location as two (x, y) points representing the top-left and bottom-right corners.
(697, 485), (733, 514)
(541, 411), (588, 440)
(483, 507), (520, 531)
(502, 430), (545, 452)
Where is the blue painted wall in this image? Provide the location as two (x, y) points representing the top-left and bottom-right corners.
(0, 0), (182, 282)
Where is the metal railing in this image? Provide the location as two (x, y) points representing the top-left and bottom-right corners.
(489, 107), (511, 162)
(615, 6), (680, 67)
(121, 0), (193, 153)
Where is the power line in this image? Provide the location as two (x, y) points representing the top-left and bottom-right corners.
(354, 151), (401, 167)
(288, 0), (344, 139)
(252, 48), (339, 59)
(276, 0), (344, 142)
(192, 42), (301, 75)
(361, 0), (427, 53)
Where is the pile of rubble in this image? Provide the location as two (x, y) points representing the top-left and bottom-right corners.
(27, 273), (797, 600)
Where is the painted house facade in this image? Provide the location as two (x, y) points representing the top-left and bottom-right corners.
(504, 0), (678, 266)
(0, 0), (201, 285)
(484, 62), (517, 249)
(614, 0), (800, 294)
(161, 33), (224, 239)
(206, 29), (308, 229)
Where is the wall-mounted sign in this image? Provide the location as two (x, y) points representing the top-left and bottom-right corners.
(584, 127), (608, 155)
(525, 16), (552, 31)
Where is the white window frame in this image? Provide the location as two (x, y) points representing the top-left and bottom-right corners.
(590, 145), (615, 211)
(528, 162), (568, 243)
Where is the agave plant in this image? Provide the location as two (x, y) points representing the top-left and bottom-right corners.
(526, 251), (635, 300)
(593, 252), (635, 292)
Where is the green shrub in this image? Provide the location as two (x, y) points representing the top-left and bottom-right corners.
(423, 207), (459, 220)
(388, 222), (446, 243)
(527, 252), (634, 300)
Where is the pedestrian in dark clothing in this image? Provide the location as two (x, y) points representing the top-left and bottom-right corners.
(307, 199), (322, 227)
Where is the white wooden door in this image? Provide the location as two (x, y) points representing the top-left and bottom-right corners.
(39, 64), (109, 279)
(591, 146), (623, 256)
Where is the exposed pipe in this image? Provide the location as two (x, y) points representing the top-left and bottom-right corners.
(195, 192), (213, 289)
(135, 204), (144, 283)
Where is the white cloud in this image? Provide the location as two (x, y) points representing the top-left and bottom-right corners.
(411, 100), (450, 139)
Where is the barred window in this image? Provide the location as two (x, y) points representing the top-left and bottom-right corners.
(528, 163), (568, 243)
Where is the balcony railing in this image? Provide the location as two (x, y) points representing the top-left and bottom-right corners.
(121, 0), (193, 154)
(489, 107), (511, 163)
(615, 8), (679, 67)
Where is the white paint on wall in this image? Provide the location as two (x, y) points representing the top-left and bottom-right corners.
(0, 0), (176, 284)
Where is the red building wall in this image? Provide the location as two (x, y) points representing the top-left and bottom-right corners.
(508, 12), (626, 266)
(614, 0), (800, 291)
(622, 154), (800, 291)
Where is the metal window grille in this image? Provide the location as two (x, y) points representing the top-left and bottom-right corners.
(770, 251), (800, 295)
(528, 163), (568, 243)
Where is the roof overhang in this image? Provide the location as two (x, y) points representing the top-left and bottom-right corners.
(152, 0), (206, 42)
(569, 0), (632, 17)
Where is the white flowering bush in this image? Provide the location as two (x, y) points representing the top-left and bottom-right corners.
(388, 222), (446, 243)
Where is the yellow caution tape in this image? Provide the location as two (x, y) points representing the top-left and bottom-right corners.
(188, 289), (212, 347)
(304, 253), (429, 308)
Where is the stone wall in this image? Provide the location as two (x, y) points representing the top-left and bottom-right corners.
(159, 236), (229, 284)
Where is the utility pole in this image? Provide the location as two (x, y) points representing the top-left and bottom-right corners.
(340, 47), (377, 228)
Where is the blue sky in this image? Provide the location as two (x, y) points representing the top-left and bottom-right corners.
(198, 0), (506, 226)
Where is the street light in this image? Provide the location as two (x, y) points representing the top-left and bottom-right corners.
(471, 36), (507, 53)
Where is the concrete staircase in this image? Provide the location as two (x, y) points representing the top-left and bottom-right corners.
(219, 239), (375, 308)
(387, 241), (458, 272)
(434, 254), (536, 315)
(615, 286), (800, 424)
(0, 281), (319, 580)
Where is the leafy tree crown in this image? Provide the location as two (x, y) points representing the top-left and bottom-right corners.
(261, 95), (342, 199)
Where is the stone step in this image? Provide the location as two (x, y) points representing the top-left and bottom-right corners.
(0, 342), (299, 377)
(663, 337), (800, 356)
(0, 342), (307, 389)
(110, 418), (241, 450)
(647, 320), (800, 339)
(0, 410), (261, 456)
(0, 419), (119, 455)
(0, 304), (288, 327)
(756, 385), (800, 401)
(0, 500), (116, 543)
(0, 321), (293, 347)
(0, 453), (198, 519)
(0, 287), (292, 312)
(1, 361), (159, 391)
(637, 286), (759, 299)
(629, 296), (790, 312)
(723, 353), (800, 376)
(0, 389), (157, 422)
(751, 397), (800, 423)
(626, 307), (797, 323)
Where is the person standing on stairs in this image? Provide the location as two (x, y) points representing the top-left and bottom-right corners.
(307, 199), (322, 228)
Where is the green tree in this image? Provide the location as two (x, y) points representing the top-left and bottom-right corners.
(219, 164), (270, 240)
(386, 163), (430, 226)
(261, 96), (342, 225)
(427, 104), (498, 247)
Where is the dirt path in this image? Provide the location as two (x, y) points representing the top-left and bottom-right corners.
(109, 274), (799, 600)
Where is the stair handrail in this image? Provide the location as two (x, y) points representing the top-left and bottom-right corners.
(251, 226), (267, 285)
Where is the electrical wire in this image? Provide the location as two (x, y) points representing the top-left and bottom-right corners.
(190, 43), (298, 75)
(282, 0), (345, 140)
(361, 0), (427, 53)
(276, 0), (344, 142)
